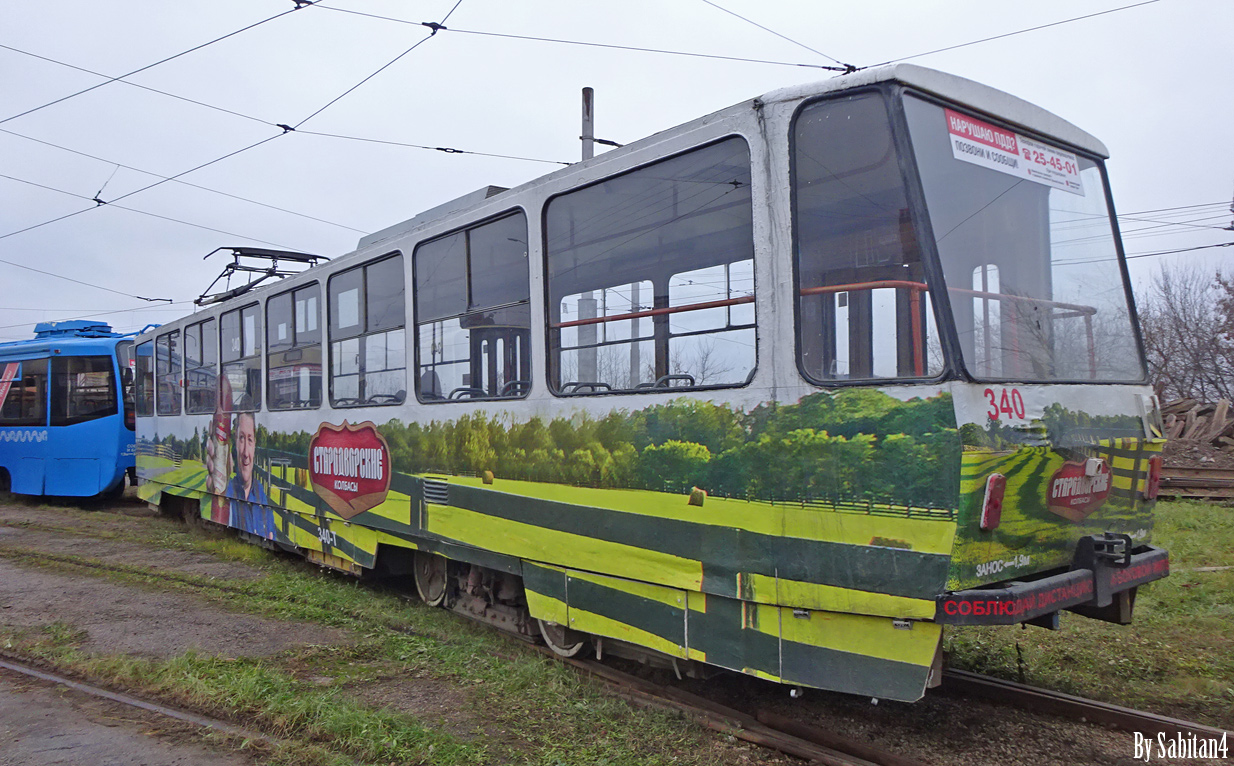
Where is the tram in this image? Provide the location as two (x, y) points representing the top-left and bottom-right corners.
(136, 64), (1168, 702)
(0, 321), (138, 497)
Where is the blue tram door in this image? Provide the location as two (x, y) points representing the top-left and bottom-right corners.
(0, 357), (49, 494)
(45, 355), (126, 496)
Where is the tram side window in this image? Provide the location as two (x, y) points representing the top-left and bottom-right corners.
(155, 331), (181, 416)
(545, 137), (756, 393)
(792, 92), (944, 383)
(134, 342), (154, 417)
(0, 358), (47, 426)
(414, 212), (531, 401)
(184, 318), (218, 414)
(328, 254), (406, 407)
(51, 356), (118, 426)
(267, 284), (322, 410)
(221, 304), (261, 411)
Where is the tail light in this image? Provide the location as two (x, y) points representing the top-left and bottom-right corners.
(1143, 455), (1162, 500)
(980, 473), (1006, 531)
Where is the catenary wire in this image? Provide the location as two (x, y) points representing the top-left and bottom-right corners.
(292, 0), (466, 129)
(0, 301), (193, 335)
(0, 127), (367, 233)
(0, 172), (300, 249)
(0, 43), (278, 128)
(0, 42), (570, 165)
(292, 35), (436, 130)
(0, 134), (284, 243)
(0, 246), (167, 303)
(698, 0), (854, 70)
(871, 0), (1162, 66)
(310, 5), (850, 71)
(295, 129), (569, 165)
(0, 4), (313, 126)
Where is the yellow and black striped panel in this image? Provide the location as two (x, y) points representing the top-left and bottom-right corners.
(433, 481), (955, 606)
(523, 562), (941, 701)
(1093, 437), (1165, 500)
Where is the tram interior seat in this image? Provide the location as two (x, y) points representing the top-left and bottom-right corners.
(560, 381), (612, 394)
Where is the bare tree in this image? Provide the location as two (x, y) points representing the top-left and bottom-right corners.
(1138, 264), (1234, 401)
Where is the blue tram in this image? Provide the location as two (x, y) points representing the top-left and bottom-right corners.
(0, 321), (138, 497)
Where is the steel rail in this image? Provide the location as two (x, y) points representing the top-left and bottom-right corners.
(942, 669), (1233, 742)
(0, 654), (278, 746)
(547, 648), (922, 766)
(1159, 466), (1234, 499)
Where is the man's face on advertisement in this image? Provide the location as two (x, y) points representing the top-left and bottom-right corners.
(236, 413), (256, 489)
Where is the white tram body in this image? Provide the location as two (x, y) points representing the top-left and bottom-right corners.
(137, 65), (1167, 702)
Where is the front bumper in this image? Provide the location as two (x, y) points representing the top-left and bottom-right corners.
(935, 540), (1169, 626)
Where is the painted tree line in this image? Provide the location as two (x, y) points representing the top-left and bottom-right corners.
(259, 390), (961, 509)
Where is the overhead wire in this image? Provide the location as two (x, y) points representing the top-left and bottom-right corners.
(871, 0), (1163, 66)
(0, 43), (568, 166)
(292, 0), (468, 130)
(0, 127), (367, 233)
(294, 129), (569, 165)
(0, 43), (278, 129)
(0, 172), (298, 249)
(291, 36), (435, 130)
(698, 0), (855, 71)
(0, 3), (314, 126)
(310, 5), (850, 71)
(0, 134), (284, 243)
(0, 301), (194, 337)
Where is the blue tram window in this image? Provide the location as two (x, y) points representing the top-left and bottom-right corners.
(50, 355), (118, 427)
(0, 358), (47, 426)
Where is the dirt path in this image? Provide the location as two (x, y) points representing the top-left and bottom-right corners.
(0, 501), (348, 660)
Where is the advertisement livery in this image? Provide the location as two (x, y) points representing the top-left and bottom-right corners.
(135, 65), (1171, 702)
(138, 381), (1165, 701)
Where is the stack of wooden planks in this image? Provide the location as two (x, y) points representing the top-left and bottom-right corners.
(1162, 398), (1234, 450)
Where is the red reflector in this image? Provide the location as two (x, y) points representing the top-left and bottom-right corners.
(980, 473), (1006, 531)
(1144, 455), (1162, 500)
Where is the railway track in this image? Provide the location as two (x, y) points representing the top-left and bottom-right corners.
(4, 513), (1230, 765)
(1160, 466), (1234, 500)
(559, 654), (1233, 765)
(940, 669), (1232, 742)
(554, 650), (922, 766)
(0, 654), (277, 746)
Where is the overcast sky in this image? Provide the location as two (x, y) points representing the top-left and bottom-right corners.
(1, 0), (1230, 341)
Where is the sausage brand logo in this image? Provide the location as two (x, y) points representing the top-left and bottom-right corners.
(308, 421), (392, 519)
(1047, 460), (1111, 522)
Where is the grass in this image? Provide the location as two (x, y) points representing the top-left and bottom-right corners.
(944, 499), (1234, 728)
(0, 507), (762, 766)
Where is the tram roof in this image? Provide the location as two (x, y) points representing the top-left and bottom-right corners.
(758, 63), (1109, 158)
(358, 65), (1107, 252)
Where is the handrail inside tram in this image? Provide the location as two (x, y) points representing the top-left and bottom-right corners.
(551, 294), (755, 329)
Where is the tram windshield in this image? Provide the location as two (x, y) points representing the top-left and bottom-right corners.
(902, 96), (1144, 383)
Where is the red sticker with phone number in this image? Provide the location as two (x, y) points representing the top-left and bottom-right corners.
(945, 109), (1084, 196)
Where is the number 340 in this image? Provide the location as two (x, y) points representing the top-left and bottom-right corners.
(985, 387), (1026, 420)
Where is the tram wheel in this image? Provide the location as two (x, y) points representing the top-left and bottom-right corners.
(413, 552), (448, 607)
(538, 618), (588, 657)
